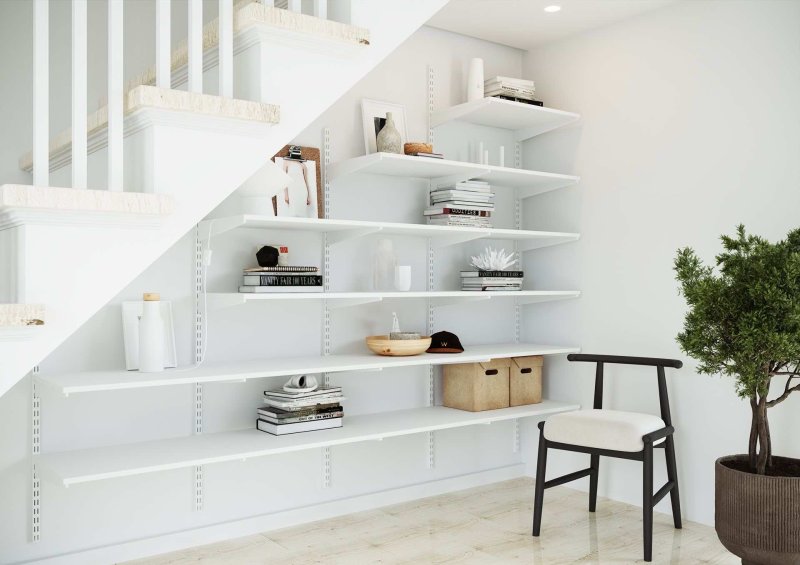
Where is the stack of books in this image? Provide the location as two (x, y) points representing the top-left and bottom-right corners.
(239, 265), (323, 293)
(425, 180), (494, 228)
(461, 269), (524, 291)
(257, 385), (344, 435)
(408, 151), (444, 159)
(484, 76), (541, 105)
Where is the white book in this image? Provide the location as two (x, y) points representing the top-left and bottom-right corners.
(257, 417), (343, 435)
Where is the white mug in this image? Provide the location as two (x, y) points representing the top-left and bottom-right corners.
(394, 266), (412, 291)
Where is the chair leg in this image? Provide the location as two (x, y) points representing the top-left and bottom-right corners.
(532, 423), (548, 537)
(643, 441), (654, 562)
(664, 435), (682, 529)
(589, 453), (599, 512)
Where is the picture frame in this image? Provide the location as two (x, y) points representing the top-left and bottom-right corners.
(122, 301), (177, 371)
(361, 99), (408, 155)
(271, 145), (323, 219)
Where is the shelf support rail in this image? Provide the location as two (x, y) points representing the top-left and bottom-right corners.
(193, 225), (205, 511)
(322, 127), (333, 488)
(426, 65), (437, 470)
(30, 366), (41, 543)
(513, 143), (522, 454)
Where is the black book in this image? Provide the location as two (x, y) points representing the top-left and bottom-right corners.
(242, 275), (323, 286)
(461, 270), (524, 278)
(258, 410), (344, 425)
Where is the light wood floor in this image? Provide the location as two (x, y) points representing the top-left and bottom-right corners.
(126, 477), (736, 564)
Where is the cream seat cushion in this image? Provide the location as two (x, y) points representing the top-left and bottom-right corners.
(544, 409), (666, 452)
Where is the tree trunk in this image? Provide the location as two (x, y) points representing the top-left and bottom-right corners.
(755, 395), (770, 475)
(749, 395), (759, 470)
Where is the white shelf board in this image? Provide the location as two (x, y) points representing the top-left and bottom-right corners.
(38, 402), (579, 486)
(327, 153), (579, 198)
(199, 215), (579, 249)
(209, 290), (580, 309)
(37, 343), (580, 395)
(431, 98), (580, 141)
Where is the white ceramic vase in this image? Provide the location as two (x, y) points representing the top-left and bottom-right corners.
(467, 58), (484, 103)
(376, 112), (402, 154)
(138, 293), (164, 373)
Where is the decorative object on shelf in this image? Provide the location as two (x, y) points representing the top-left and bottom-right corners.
(256, 245), (280, 267)
(443, 359), (510, 411)
(394, 265), (412, 291)
(138, 293), (164, 374)
(235, 160), (292, 216)
(122, 298), (177, 371)
(376, 112), (402, 154)
(361, 99), (407, 154)
(466, 58), (484, 103)
(427, 330), (464, 354)
(674, 225), (800, 564)
(427, 180), (494, 228)
(366, 335), (431, 356)
(271, 145), (323, 219)
(372, 238), (397, 291)
(258, 384), (344, 435)
(500, 146), (505, 167)
(403, 142), (432, 155)
(388, 312), (421, 340)
(470, 246), (519, 271)
(283, 375), (318, 393)
(510, 356), (543, 406)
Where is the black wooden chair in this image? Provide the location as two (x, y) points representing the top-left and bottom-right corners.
(532, 354), (683, 562)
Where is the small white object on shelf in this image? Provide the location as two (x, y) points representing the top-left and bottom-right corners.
(500, 146), (505, 167)
(394, 265), (411, 291)
(467, 58), (484, 103)
(471, 247), (519, 271)
(122, 299), (176, 371)
(138, 293), (164, 373)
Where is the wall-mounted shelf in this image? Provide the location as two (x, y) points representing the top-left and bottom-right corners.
(199, 215), (580, 250)
(38, 401), (579, 487)
(37, 343), (580, 396)
(431, 98), (580, 141)
(209, 290), (580, 310)
(328, 152), (579, 197)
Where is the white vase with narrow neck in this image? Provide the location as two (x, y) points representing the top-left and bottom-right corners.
(138, 293), (164, 373)
(467, 58), (484, 103)
(376, 112), (402, 154)
(373, 239), (397, 291)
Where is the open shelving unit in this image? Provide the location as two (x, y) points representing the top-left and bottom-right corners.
(39, 402), (579, 487)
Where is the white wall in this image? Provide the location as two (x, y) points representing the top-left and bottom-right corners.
(519, 0), (800, 526)
(0, 25), (530, 564)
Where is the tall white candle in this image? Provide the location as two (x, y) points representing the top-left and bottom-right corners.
(500, 146), (505, 167)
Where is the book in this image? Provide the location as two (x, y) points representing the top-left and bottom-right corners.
(242, 275), (323, 286)
(258, 404), (342, 419)
(490, 95), (544, 106)
(424, 207), (492, 216)
(409, 152), (444, 159)
(463, 286), (523, 292)
(239, 286), (323, 293)
(244, 266), (319, 273)
(484, 76), (535, 89)
(430, 200), (494, 209)
(258, 410), (343, 425)
(262, 394), (345, 410)
(485, 87), (536, 99)
(430, 190), (494, 199)
(428, 219), (491, 228)
(257, 417), (343, 436)
(462, 278), (524, 285)
(263, 386), (342, 399)
(461, 270), (524, 278)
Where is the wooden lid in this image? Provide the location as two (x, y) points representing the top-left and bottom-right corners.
(143, 292), (160, 301)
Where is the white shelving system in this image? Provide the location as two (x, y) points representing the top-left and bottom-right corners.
(32, 81), (582, 523)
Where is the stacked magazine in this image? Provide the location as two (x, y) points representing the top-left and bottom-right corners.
(461, 269), (524, 291)
(257, 385), (344, 435)
(239, 265), (323, 294)
(425, 179), (494, 228)
(484, 76), (536, 103)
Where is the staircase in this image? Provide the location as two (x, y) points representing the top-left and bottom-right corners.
(0, 0), (449, 400)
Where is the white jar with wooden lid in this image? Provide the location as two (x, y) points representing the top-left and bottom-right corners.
(139, 292), (164, 373)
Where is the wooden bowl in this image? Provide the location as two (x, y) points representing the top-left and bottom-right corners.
(404, 142), (433, 155)
(366, 335), (432, 356)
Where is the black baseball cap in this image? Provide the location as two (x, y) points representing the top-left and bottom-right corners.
(427, 331), (464, 353)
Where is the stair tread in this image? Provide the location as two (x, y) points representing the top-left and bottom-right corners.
(0, 304), (45, 327)
(0, 184), (173, 215)
(19, 86), (279, 172)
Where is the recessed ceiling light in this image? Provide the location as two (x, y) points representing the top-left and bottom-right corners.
(544, 5), (561, 13)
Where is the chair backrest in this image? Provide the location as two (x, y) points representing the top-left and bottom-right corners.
(566, 354), (683, 426)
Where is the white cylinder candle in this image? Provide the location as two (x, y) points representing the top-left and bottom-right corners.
(138, 293), (164, 373)
(467, 58), (484, 103)
(500, 146), (505, 167)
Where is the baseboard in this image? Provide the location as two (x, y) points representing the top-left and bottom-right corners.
(20, 464), (525, 565)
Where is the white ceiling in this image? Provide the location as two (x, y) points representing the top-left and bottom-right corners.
(427, 0), (675, 50)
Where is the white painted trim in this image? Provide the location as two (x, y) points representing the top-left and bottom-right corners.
(0, 209), (166, 232)
(188, 0), (203, 93)
(107, 0), (124, 191)
(71, 0), (88, 189)
(218, 0), (233, 98)
(26, 465), (525, 565)
(32, 0), (49, 187)
(156, 0), (171, 89)
(313, 0), (327, 20)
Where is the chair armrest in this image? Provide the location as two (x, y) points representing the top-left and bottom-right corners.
(642, 425), (674, 444)
(567, 354), (682, 369)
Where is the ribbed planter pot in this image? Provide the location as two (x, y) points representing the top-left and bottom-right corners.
(716, 455), (800, 565)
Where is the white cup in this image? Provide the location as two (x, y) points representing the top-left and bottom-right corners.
(394, 266), (412, 291)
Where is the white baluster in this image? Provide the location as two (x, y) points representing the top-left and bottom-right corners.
(108, 0), (123, 191)
(33, 0), (49, 187)
(287, 0), (301, 13)
(188, 0), (202, 93)
(72, 0), (87, 189)
(219, 0), (233, 98)
(156, 0), (171, 89)
(313, 0), (327, 19)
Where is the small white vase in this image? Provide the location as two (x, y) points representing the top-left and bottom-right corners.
(394, 266), (412, 292)
(467, 58), (484, 103)
(138, 293), (164, 373)
(376, 112), (402, 154)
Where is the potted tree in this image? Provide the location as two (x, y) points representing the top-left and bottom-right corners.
(674, 225), (800, 565)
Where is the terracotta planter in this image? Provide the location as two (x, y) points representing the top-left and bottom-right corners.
(715, 455), (800, 564)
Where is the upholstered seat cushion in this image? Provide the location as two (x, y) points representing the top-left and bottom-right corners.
(544, 409), (666, 452)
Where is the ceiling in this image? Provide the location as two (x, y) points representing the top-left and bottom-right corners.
(427, 0), (675, 50)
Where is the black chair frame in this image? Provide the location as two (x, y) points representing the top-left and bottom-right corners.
(532, 354), (683, 562)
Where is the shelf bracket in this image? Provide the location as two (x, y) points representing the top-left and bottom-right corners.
(426, 233), (436, 470)
(30, 366), (41, 543)
(327, 297), (383, 309)
(430, 295), (492, 308)
(432, 232), (489, 249)
(321, 131), (334, 489)
(518, 234), (580, 252)
(193, 225), (205, 512)
(326, 226), (382, 246)
(197, 215), (245, 241)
